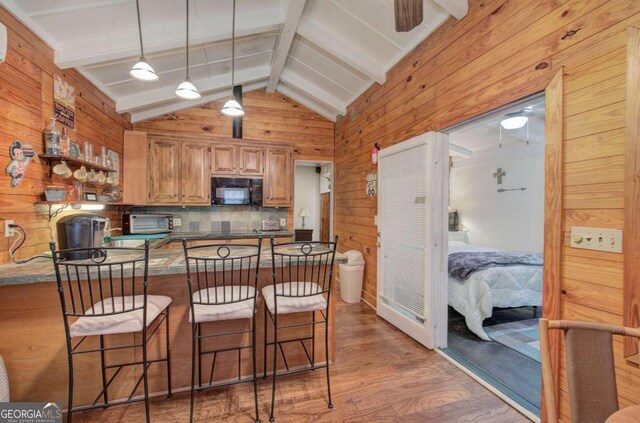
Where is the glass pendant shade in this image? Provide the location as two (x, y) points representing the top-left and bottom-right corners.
(175, 76), (201, 100)
(500, 115), (528, 130)
(129, 57), (158, 81)
(221, 97), (244, 117)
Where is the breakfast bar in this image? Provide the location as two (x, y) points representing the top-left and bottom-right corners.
(0, 237), (346, 409)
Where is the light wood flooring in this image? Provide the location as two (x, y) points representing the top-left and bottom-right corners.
(72, 301), (530, 422)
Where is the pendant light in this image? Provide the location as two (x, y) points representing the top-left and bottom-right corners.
(175, 0), (201, 100)
(129, 0), (158, 81)
(221, 0), (245, 117)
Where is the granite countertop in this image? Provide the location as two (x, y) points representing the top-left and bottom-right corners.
(151, 230), (294, 248)
(0, 235), (345, 286)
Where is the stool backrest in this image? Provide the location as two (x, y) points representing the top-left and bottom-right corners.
(540, 319), (640, 423)
(182, 240), (262, 309)
(269, 236), (338, 299)
(50, 241), (150, 319)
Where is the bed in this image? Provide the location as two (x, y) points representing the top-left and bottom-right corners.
(447, 240), (543, 341)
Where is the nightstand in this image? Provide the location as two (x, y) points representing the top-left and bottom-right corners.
(294, 229), (313, 242)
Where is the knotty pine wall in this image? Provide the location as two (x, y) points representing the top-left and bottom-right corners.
(0, 6), (131, 263)
(133, 90), (334, 162)
(334, 0), (639, 418)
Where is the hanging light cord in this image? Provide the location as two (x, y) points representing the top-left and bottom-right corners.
(186, 0), (190, 78)
(135, 0), (145, 57)
(231, 0), (236, 92)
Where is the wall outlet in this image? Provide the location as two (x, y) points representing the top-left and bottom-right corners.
(280, 218), (286, 227)
(4, 220), (14, 237)
(173, 217), (182, 227)
(570, 227), (623, 253)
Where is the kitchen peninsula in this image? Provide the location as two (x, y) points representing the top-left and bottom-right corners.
(0, 235), (346, 407)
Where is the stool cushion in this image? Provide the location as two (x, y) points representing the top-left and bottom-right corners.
(190, 286), (256, 323)
(69, 295), (172, 338)
(262, 283), (327, 315)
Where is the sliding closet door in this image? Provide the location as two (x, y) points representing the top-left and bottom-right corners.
(377, 131), (449, 349)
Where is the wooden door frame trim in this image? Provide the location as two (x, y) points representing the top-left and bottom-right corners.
(624, 27), (640, 358)
(542, 68), (564, 420)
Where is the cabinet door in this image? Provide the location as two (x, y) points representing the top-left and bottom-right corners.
(123, 131), (148, 205)
(238, 146), (263, 176)
(264, 147), (293, 207)
(211, 144), (237, 175)
(148, 139), (180, 203)
(181, 142), (211, 205)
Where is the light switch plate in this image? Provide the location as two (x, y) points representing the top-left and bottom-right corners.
(280, 218), (286, 227)
(570, 227), (622, 253)
(173, 218), (182, 227)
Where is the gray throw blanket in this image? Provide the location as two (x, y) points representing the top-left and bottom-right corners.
(448, 251), (543, 281)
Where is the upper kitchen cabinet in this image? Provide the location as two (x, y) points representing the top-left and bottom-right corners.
(146, 136), (210, 206)
(211, 144), (237, 175)
(264, 147), (293, 208)
(123, 131), (149, 205)
(238, 146), (264, 177)
(148, 138), (181, 204)
(180, 142), (211, 205)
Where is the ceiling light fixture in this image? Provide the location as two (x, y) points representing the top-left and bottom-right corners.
(129, 0), (158, 82)
(221, 0), (245, 117)
(499, 111), (529, 148)
(500, 114), (528, 129)
(175, 0), (201, 100)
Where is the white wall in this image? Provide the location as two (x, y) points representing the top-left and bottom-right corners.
(450, 144), (544, 253)
(294, 166), (321, 240)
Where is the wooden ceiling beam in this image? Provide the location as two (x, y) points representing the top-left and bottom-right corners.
(266, 0), (306, 93)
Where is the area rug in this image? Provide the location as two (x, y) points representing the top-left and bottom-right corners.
(484, 318), (541, 363)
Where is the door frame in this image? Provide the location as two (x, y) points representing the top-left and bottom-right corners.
(293, 160), (334, 241)
(434, 71), (564, 419)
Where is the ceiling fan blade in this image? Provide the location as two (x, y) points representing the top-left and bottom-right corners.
(394, 0), (423, 32)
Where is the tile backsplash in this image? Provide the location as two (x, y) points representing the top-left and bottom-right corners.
(132, 206), (287, 233)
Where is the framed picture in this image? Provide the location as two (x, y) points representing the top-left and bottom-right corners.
(84, 192), (98, 201)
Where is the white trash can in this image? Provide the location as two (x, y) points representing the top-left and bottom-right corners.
(339, 250), (365, 303)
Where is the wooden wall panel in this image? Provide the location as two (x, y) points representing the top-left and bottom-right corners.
(133, 91), (334, 162)
(334, 0), (640, 417)
(0, 6), (131, 264)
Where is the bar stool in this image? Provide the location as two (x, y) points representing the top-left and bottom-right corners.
(182, 240), (262, 423)
(263, 236), (338, 422)
(50, 241), (172, 423)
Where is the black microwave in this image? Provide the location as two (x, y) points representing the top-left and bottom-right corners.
(211, 177), (263, 206)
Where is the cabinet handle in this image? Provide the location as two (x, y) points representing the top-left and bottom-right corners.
(173, 194), (177, 197)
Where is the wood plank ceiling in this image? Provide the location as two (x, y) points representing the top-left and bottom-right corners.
(0, 0), (468, 122)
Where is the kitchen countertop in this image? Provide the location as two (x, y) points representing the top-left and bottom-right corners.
(150, 230), (294, 248)
(0, 231), (344, 286)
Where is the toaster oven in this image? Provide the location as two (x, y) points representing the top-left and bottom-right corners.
(123, 213), (173, 234)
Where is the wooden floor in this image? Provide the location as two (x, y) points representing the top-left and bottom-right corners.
(72, 301), (529, 423)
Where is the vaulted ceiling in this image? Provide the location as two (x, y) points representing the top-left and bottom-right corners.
(1, 0), (468, 122)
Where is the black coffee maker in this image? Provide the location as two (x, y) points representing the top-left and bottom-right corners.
(56, 214), (107, 260)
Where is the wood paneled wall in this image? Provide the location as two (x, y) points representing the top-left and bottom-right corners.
(0, 6), (131, 263)
(133, 90), (334, 162)
(334, 0), (640, 418)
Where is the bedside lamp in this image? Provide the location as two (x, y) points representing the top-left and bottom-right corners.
(298, 208), (310, 228)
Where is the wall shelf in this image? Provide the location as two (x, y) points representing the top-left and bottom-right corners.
(38, 154), (114, 176)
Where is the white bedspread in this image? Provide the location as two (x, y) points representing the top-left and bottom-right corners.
(448, 241), (543, 341)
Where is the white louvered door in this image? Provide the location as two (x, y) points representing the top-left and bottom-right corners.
(377, 132), (448, 349)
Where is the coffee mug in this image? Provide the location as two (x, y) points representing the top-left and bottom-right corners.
(53, 161), (72, 178)
(73, 165), (88, 182)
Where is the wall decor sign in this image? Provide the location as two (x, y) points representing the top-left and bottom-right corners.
(5, 140), (35, 188)
(53, 74), (76, 129)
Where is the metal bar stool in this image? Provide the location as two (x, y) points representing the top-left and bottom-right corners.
(183, 239), (262, 423)
(50, 241), (172, 423)
(263, 236), (338, 422)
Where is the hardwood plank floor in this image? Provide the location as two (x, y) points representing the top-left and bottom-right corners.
(72, 301), (529, 423)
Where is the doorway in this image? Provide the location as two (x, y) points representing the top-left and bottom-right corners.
(293, 161), (333, 241)
(440, 94), (546, 418)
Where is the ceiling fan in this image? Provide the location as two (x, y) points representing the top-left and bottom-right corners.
(394, 0), (423, 32)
